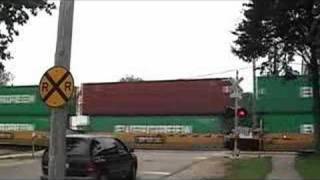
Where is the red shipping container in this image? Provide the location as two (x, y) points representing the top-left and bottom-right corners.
(82, 79), (232, 116)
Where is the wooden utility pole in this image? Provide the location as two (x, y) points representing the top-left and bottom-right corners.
(48, 0), (75, 179)
(252, 59), (257, 128)
(233, 70), (240, 157)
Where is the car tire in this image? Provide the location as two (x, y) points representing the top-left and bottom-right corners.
(126, 165), (137, 180)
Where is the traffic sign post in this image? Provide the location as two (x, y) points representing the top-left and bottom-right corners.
(39, 66), (75, 180)
(230, 71), (243, 157)
(39, 66), (75, 172)
(41, 0), (75, 179)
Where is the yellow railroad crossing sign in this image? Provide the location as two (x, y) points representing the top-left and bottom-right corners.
(39, 66), (75, 108)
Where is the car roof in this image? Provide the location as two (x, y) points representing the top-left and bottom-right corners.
(66, 134), (114, 139)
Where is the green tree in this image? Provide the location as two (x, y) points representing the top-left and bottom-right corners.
(0, 0), (55, 66)
(120, 75), (143, 82)
(0, 68), (13, 85)
(232, 0), (320, 151)
(232, 0), (312, 76)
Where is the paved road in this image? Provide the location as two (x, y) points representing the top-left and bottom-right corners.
(266, 155), (302, 180)
(0, 150), (228, 180)
(0, 149), (24, 156)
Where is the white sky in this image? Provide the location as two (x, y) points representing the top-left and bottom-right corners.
(5, 0), (257, 91)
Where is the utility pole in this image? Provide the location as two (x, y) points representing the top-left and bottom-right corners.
(48, 0), (75, 179)
(233, 70), (240, 157)
(252, 59), (263, 152)
(252, 59), (257, 128)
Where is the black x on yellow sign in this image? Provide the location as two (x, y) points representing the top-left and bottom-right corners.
(39, 66), (75, 108)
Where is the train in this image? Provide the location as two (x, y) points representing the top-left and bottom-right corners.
(0, 76), (315, 151)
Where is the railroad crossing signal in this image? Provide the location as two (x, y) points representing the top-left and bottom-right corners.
(39, 66), (74, 108)
(229, 77), (243, 99)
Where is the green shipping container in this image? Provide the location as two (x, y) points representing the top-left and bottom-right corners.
(0, 85), (77, 131)
(256, 76), (315, 133)
(89, 116), (224, 134)
(0, 86), (50, 116)
(0, 116), (50, 131)
(261, 113), (314, 133)
(0, 85), (76, 116)
(257, 76), (313, 113)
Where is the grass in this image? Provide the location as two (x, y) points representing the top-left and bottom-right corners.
(224, 157), (272, 180)
(296, 154), (320, 180)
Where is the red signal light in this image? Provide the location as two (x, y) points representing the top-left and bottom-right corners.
(224, 106), (248, 119)
(237, 108), (248, 118)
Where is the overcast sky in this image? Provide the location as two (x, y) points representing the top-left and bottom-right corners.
(5, 0), (257, 91)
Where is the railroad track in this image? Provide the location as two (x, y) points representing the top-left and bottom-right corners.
(0, 144), (46, 152)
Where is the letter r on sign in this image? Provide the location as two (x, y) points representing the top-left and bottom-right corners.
(42, 82), (49, 92)
(65, 82), (72, 92)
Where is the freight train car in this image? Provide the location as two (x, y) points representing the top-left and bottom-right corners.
(1, 76), (314, 151)
(0, 85), (76, 147)
(82, 78), (232, 133)
(81, 79), (233, 149)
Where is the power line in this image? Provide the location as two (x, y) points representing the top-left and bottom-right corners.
(187, 61), (303, 79)
(189, 66), (251, 78)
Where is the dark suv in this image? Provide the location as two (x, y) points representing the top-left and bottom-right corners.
(41, 134), (137, 180)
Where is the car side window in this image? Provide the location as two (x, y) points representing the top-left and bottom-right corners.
(92, 138), (118, 155)
(91, 139), (103, 156)
(114, 139), (129, 152)
(66, 138), (90, 156)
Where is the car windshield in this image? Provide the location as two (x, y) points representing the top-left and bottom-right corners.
(66, 138), (89, 156)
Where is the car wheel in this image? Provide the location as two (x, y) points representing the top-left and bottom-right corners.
(126, 165), (136, 180)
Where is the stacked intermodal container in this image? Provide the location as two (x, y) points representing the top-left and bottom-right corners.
(82, 78), (232, 134)
(256, 76), (314, 133)
(0, 85), (76, 132)
(0, 86), (50, 132)
(256, 76), (315, 150)
(82, 79), (232, 116)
